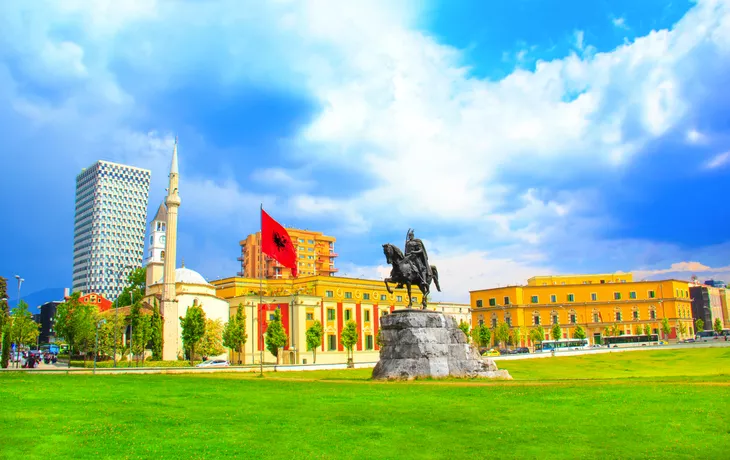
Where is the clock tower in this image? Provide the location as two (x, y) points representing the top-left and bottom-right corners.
(145, 202), (167, 289)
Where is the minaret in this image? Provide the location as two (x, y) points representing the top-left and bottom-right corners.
(161, 137), (181, 361)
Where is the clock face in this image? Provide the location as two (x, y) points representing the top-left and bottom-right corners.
(160, 235), (166, 245)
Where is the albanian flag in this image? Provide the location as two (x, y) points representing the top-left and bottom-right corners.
(261, 208), (298, 277)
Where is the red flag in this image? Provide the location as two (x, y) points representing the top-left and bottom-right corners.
(261, 208), (298, 277)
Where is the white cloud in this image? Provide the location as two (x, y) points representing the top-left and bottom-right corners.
(686, 128), (707, 144)
(612, 17), (629, 30)
(704, 151), (730, 169)
(251, 168), (314, 190)
(634, 261), (730, 282)
(574, 30), (585, 50)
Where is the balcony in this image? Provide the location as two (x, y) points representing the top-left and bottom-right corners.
(236, 256), (244, 262)
(328, 252), (338, 257)
(236, 271), (245, 277)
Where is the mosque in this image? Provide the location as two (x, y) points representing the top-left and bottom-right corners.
(143, 140), (228, 361)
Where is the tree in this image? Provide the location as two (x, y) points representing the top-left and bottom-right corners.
(573, 325), (586, 340)
(509, 327), (520, 347)
(305, 320), (324, 364)
(677, 321), (688, 339)
(494, 322), (510, 348)
(695, 318), (704, 333)
(713, 318), (723, 335)
(199, 318), (225, 359)
(264, 308), (288, 364)
(0, 277), (10, 368)
(551, 323), (562, 343)
(55, 293), (97, 367)
(661, 317), (671, 339)
(609, 323), (622, 337)
(128, 301), (152, 365)
(115, 267), (147, 308)
(9, 301), (39, 367)
(341, 320), (359, 367)
(149, 301), (163, 360)
(223, 304), (247, 364)
(529, 326), (545, 348)
(97, 310), (126, 359)
(643, 324), (651, 336)
(180, 304), (206, 365)
(473, 324), (492, 348)
(458, 321), (470, 340)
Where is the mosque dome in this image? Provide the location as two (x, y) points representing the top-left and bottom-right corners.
(157, 267), (212, 286)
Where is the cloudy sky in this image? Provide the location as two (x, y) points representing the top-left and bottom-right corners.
(1, 0), (729, 303)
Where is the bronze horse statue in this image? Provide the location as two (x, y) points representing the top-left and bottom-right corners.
(382, 243), (441, 309)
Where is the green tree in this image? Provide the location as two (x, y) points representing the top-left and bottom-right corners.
(573, 325), (586, 340)
(149, 301), (163, 360)
(661, 317), (671, 339)
(341, 320), (359, 367)
(494, 322), (510, 348)
(180, 304), (206, 365)
(551, 323), (562, 343)
(458, 321), (471, 340)
(55, 293), (97, 367)
(643, 323), (651, 336)
(10, 301), (39, 366)
(264, 308), (288, 364)
(0, 277), (10, 368)
(529, 326), (545, 349)
(222, 305), (247, 364)
(473, 324), (492, 348)
(115, 267), (147, 308)
(199, 318), (225, 359)
(609, 323), (622, 337)
(97, 310), (125, 359)
(695, 318), (704, 333)
(676, 321), (688, 339)
(305, 320), (324, 364)
(713, 318), (723, 335)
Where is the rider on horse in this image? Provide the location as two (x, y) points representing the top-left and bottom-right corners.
(402, 229), (433, 286)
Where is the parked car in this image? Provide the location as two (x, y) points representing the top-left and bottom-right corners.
(658, 340), (669, 345)
(482, 349), (500, 357)
(515, 347), (529, 354)
(196, 359), (230, 368)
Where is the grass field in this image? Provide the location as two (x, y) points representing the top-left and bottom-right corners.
(2, 347), (729, 459)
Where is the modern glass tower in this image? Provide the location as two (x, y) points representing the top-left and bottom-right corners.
(72, 160), (151, 300)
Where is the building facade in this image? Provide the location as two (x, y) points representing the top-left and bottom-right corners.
(238, 229), (337, 278)
(470, 273), (695, 345)
(212, 275), (463, 365)
(690, 285), (724, 330)
(72, 160), (151, 300)
(39, 301), (62, 344)
(720, 289), (730, 328)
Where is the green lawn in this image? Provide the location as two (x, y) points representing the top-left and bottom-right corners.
(2, 347), (729, 459)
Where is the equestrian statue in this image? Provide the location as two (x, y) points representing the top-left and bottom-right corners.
(382, 229), (441, 309)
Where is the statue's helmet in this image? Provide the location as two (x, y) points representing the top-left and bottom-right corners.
(407, 228), (414, 239)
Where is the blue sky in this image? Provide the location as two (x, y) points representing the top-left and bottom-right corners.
(1, 0), (730, 304)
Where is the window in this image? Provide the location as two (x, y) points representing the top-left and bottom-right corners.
(344, 292), (352, 299)
(306, 313), (314, 321)
(552, 314), (559, 325)
(307, 239), (314, 244)
(327, 309), (335, 321)
(325, 290), (333, 298)
(380, 294), (387, 301)
(550, 294), (557, 303)
(476, 300), (483, 308)
(533, 314), (541, 326)
(269, 313), (275, 321)
(531, 295), (539, 303)
(648, 290), (656, 298)
(505, 316), (512, 327)
(567, 294), (575, 302)
(365, 310), (370, 322)
(328, 335), (337, 351)
(615, 311), (622, 321)
(633, 310), (639, 320)
(491, 317), (497, 328)
(570, 314), (577, 324)
(504, 296), (510, 305)
(650, 309), (657, 320)
(593, 312), (600, 323)
(614, 292), (621, 300)
(591, 293), (597, 301)
(489, 298), (496, 306)
(365, 335), (374, 350)
(411, 297), (418, 303)
(629, 291), (637, 299)
(363, 293), (370, 300)
(397, 296), (403, 302)
(345, 310), (352, 321)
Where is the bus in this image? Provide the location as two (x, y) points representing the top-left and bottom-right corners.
(603, 334), (659, 347)
(535, 338), (590, 352)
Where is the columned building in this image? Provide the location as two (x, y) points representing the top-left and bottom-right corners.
(72, 160), (151, 300)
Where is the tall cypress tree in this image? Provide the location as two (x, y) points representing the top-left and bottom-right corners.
(150, 300), (163, 360)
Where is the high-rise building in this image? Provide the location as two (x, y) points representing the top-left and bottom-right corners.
(238, 228), (337, 279)
(72, 160), (151, 300)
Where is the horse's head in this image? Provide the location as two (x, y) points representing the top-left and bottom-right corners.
(382, 243), (392, 264)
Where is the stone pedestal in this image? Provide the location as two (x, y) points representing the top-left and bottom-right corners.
(372, 310), (512, 381)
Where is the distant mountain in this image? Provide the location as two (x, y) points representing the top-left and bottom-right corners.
(8, 288), (66, 314)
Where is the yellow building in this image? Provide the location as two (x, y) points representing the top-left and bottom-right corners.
(470, 273), (695, 346)
(212, 275), (466, 365)
(238, 229), (337, 278)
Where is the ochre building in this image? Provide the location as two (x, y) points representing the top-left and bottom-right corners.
(238, 229), (337, 278)
(470, 273), (695, 346)
(212, 275), (466, 365)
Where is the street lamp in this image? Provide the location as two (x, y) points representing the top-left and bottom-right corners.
(14, 275), (24, 368)
(93, 319), (106, 375)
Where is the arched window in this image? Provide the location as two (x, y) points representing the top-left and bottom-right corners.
(533, 311), (541, 326)
(504, 312), (512, 327)
(193, 298), (199, 306)
(592, 309), (600, 323)
(614, 307), (622, 322)
(569, 309), (577, 324)
(161, 250), (165, 261)
(632, 306), (639, 321)
(551, 310), (559, 325)
(649, 306), (657, 320)
(491, 312), (498, 328)
(478, 314), (484, 327)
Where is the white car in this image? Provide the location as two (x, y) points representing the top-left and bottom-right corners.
(196, 359), (230, 368)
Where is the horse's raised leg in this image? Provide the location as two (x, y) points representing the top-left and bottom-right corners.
(406, 283), (413, 308)
(384, 278), (393, 294)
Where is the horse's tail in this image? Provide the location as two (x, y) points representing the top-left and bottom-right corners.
(431, 265), (441, 292)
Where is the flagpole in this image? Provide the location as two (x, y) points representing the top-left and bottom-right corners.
(259, 204), (264, 376)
